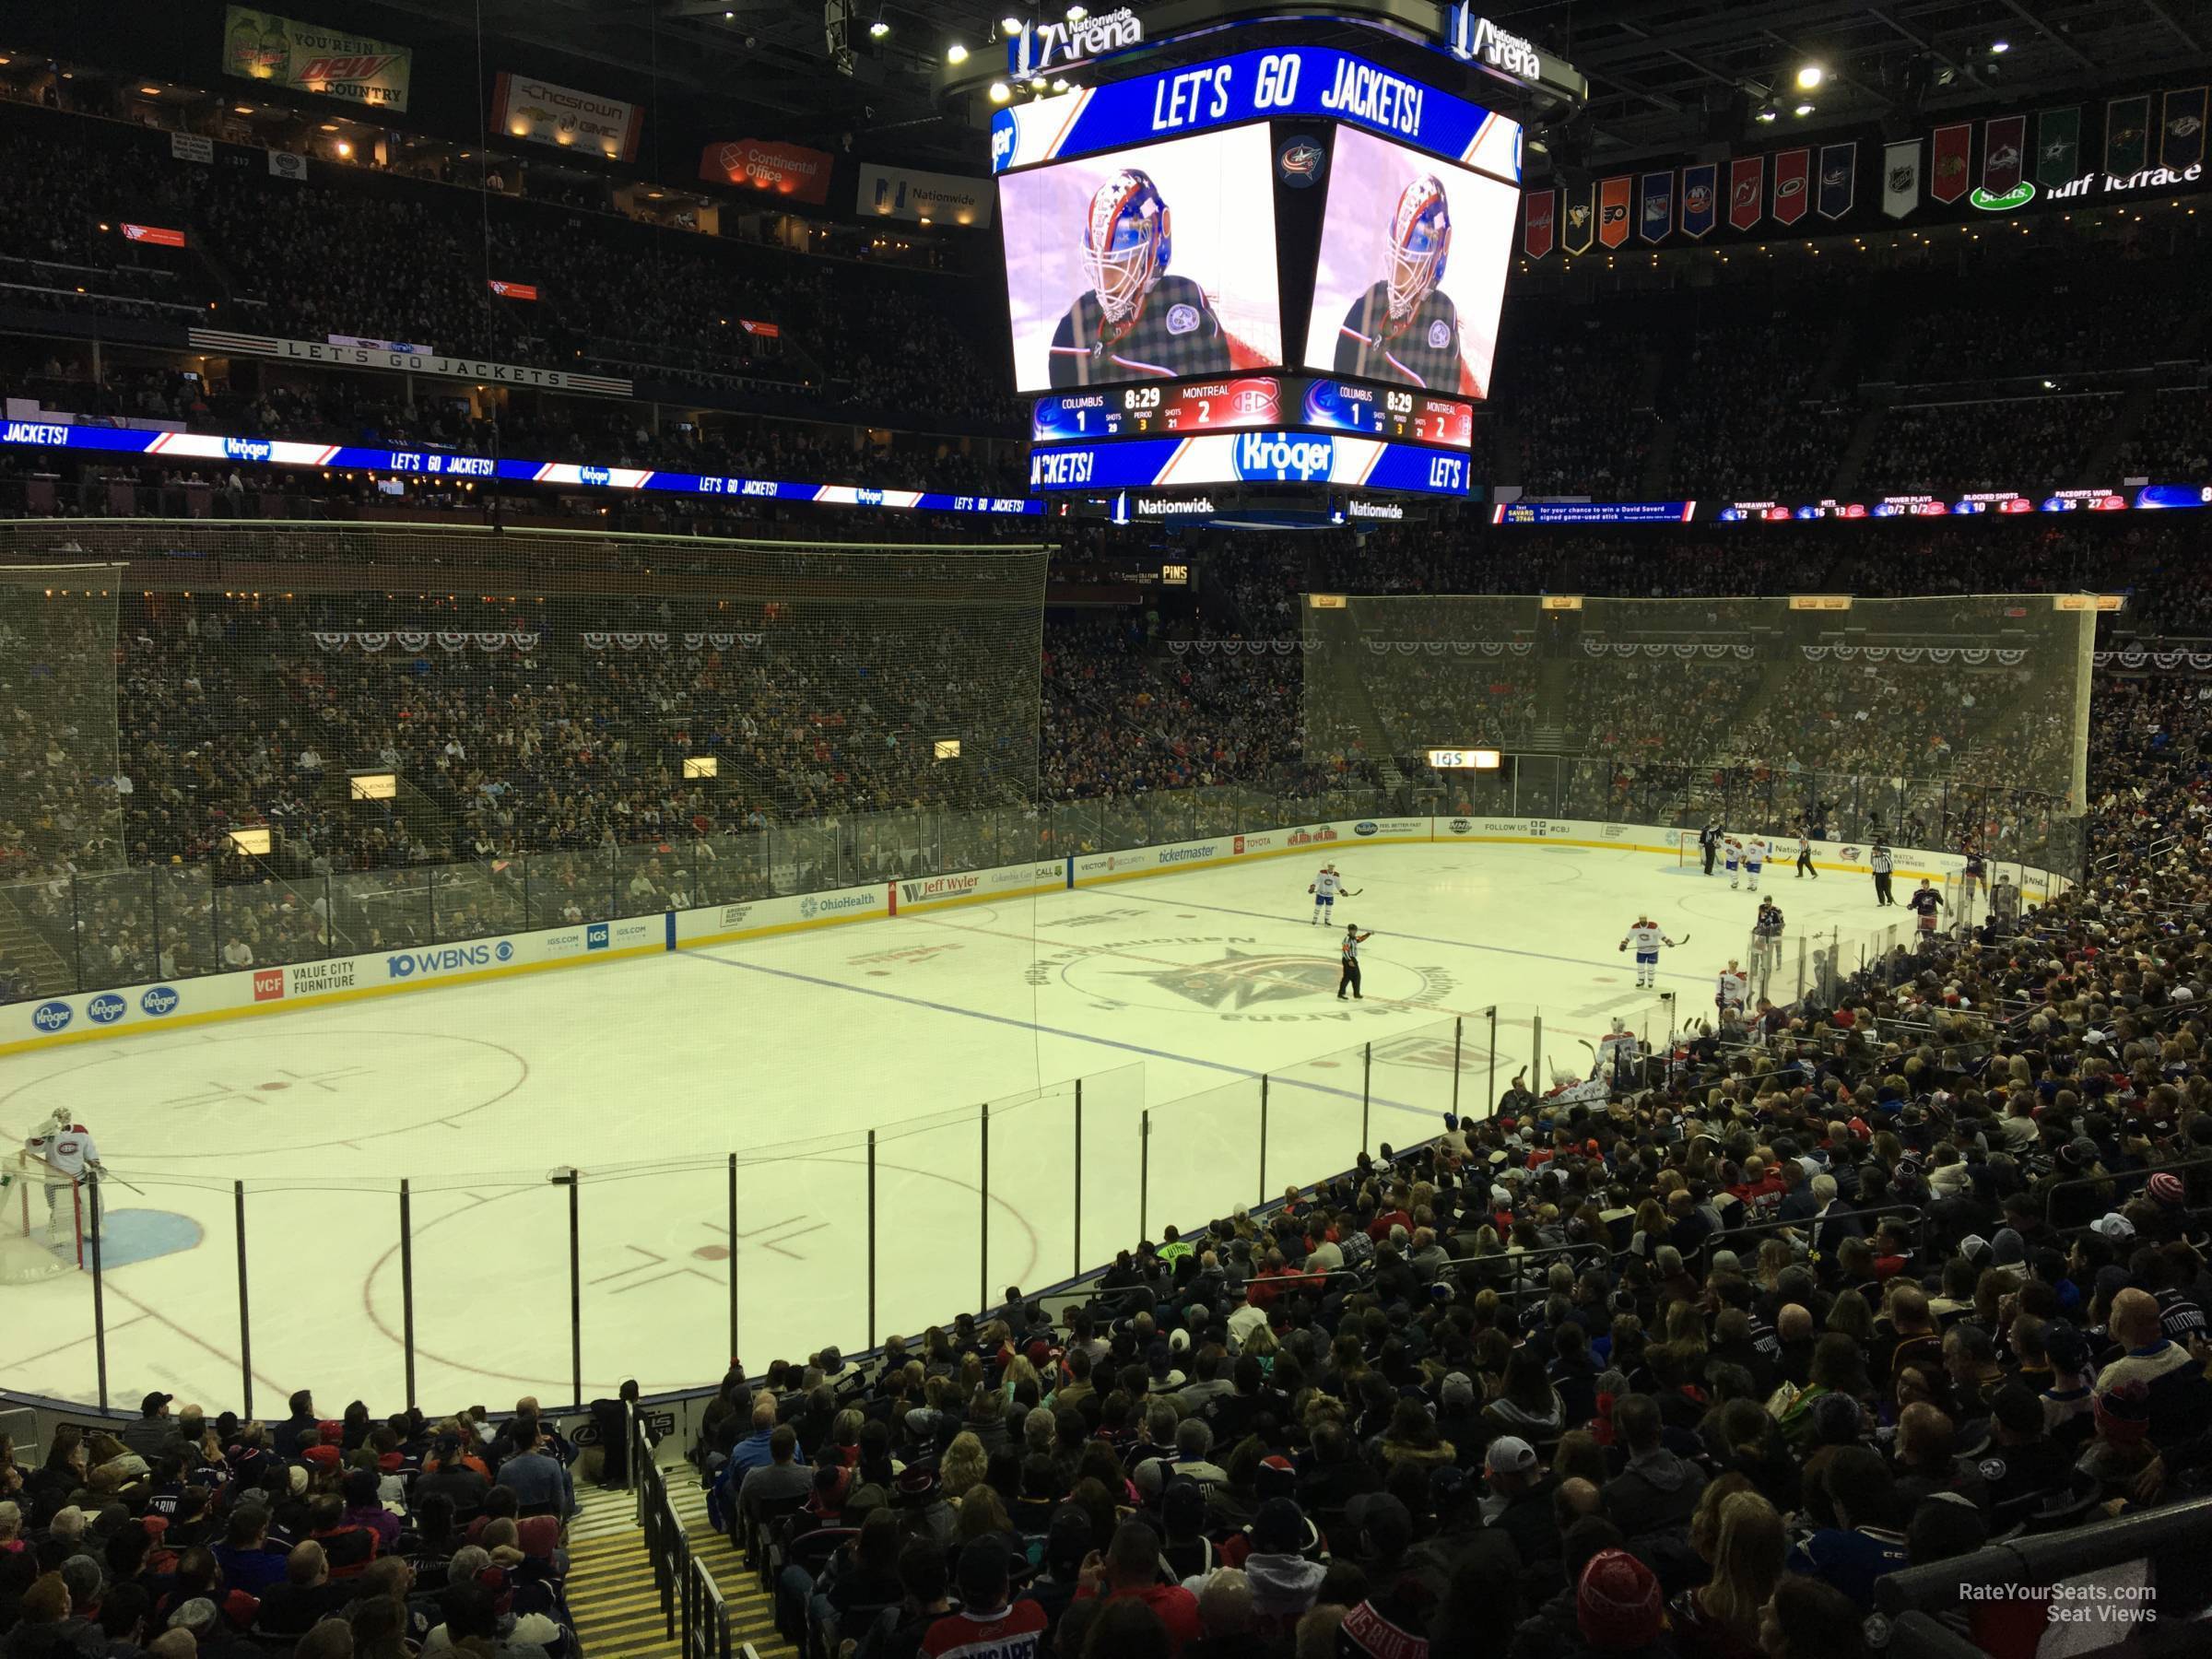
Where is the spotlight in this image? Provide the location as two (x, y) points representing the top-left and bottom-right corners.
(1066, 4), (1086, 18)
(869, 18), (888, 37)
(1755, 104), (1779, 123)
(1001, 14), (1022, 31)
(1794, 64), (1824, 90)
(1050, 77), (1068, 91)
(1029, 76), (1046, 90)
(1988, 39), (2009, 54)
(946, 41), (968, 63)
(1794, 101), (1816, 117)
(988, 81), (1011, 102)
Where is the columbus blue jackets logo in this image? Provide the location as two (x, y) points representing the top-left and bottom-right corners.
(1166, 303), (1200, 335)
(1121, 947), (1343, 1010)
(1428, 320), (1453, 349)
(1822, 164), (1850, 190)
(1277, 138), (1325, 187)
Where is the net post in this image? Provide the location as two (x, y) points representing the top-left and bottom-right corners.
(235, 1180), (253, 1418)
(399, 1179), (417, 1409)
(1072, 1078), (1083, 1281)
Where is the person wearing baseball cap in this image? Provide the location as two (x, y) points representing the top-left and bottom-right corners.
(1234, 1497), (1325, 1648)
(123, 1394), (176, 1461)
(1481, 1437), (1561, 1569)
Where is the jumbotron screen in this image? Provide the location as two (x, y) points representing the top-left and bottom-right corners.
(998, 125), (1283, 394)
(1301, 127), (1517, 399)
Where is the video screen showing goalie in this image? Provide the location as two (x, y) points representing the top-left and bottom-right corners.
(998, 125), (1284, 393)
(1300, 127), (1516, 399)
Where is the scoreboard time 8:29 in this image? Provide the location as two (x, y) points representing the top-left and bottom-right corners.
(1033, 375), (1473, 450)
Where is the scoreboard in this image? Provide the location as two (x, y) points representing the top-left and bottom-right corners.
(1034, 376), (1474, 450)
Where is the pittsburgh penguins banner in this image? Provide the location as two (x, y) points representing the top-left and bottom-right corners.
(1983, 115), (2027, 196)
(1727, 155), (1762, 229)
(2037, 107), (2080, 189)
(1638, 171), (1672, 243)
(1598, 175), (1632, 248)
(1882, 139), (1921, 218)
(1678, 163), (1717, 238)
(1523, 188), (1556, 258)
(1930, 123), (1971, 203)
(2164, 88), (2207, 171)
(1771, 148), (1810, 225)
(1560, 182), (1595, 254)
(1818, 142), (1856, 219)
(2106, 95), (2151, 177)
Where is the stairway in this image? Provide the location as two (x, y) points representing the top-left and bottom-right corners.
(0, 888), (76, 997)
(562, 1472), (792, 1659)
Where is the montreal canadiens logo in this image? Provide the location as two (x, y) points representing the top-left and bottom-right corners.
(1165, 303), (1200, 335)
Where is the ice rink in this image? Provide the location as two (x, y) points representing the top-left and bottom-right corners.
(6, 839), (1911, 1412)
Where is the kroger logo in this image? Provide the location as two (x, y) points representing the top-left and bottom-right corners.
(579, 465), (612, 487)
(223, 436), (274, 464)
(1235, 432), (1334, 482)
(31, 1000), (72, 1032)
(853, 488), (885, 506)
(141, 985), (181, 1017)
(990, 112), (1015, 169)
(88, 993), (127, 1024)
(1354, 821), (1380, 836)
(586, 923), (609, 950)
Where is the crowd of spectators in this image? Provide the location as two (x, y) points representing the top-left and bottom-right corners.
(1853, 398), (2107, 496)
(1659, 313), (1854, 502)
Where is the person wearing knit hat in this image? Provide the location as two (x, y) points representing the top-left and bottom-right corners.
(2147, 1171), (2184, 1206)
(2079, 1379), (2159, 1500)
(1576, 1547), (1665, 1651)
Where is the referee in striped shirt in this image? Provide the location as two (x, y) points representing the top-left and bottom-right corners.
(1338, 924), (1372, 1000)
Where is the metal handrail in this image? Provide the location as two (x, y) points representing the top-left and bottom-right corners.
(1696, 1201), (1927, 1276)
(2041, 1154), (2212, 1230)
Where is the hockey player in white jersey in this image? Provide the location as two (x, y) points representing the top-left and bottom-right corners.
(1723, 837), (1743, 889)
(1715, 959), (1747, 1018)
(1595, 1018), (1641, 1090)
(1743, 836), (1769, 891)
(1618, 915), (1681, 989)
(20, 1106), (100, 1246)
(1307, 864), (1360, 924)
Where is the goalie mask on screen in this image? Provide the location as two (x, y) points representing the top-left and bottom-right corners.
(1082, 169), (1172, 326)
(1386, 175), (1452, 322)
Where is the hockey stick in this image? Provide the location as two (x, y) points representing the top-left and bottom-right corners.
(1339, 888), (1363, 898)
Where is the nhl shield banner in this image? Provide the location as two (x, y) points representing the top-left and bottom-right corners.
(1638, 171), (1672, 243)
(1727, 155), (1762, 229)
(2036, 108), (2080, 189)
(1771, 148), (1810, 225)
(1678, 163), (1717, 238)
(1983, 115), (2026, 195)
(1882, 140), (1920, 218)
(2164, 88), (2207, 171)
(1930, 123), (1971, 203)
(2106, 95), (2151, 177)
(1817, 142), (1856, 219)
(1598, 175), (1632, 248)
(1523, 188), (1556, 258)
(1561, 183), (1594, 254)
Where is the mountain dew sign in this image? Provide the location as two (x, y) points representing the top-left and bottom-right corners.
(224, 6), (412, 112)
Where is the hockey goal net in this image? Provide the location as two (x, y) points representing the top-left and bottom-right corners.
(3, 1160), (85, 1280)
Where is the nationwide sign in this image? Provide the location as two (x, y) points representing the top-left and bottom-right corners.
(1007, 6), (1143, 76)
(222, 6), (411, 112)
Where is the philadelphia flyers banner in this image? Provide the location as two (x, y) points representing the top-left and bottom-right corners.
(1930, 123), (1971, 203)
(1771, 148), (1810, 225)
(1560, 183), (1594, 254)
(1598, 175), (1632, 247)
(1727, 156), (1762, 230)
(1523, 188), (1556, 259)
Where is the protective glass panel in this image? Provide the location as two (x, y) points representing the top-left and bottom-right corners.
(407, 1172), (573, 1403)
(1077, 1064), (1147, 1274)
(732, 1126), (873, 1367)
(0, 877), (83, 1000)
(985, 1082), (1077, 1301)
(1264, 1042), (1365, 1212)
(100, 1171), (243, 1412)
(333, 867), (437, 956)
(873, 1104), (983, 1348)
(245, 1179), (406, 1410)
(214, 876), (331, 971)
(1144, 1075), (1262, 1248)
(577, 1159), (736, 1397)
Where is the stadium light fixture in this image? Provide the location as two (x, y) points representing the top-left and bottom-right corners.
(1051, 77), (1068, 90)
(1794, 101), (1816, 117)
(947, 41), (968, 63)
(869, 19), (888, 37)
(1794, 63), (1823, 90)
(682, 756), (718, 780)
(1988, 39), (2009, 54)
(988, 80), (1011, 102)
(1002, 14), (1022, 31)
(1754, 103), (1778, 123)
(227, 828), (273, 856)
(1066, 5), (1087, 19)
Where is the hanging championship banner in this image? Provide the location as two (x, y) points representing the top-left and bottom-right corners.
(2036, 107), (2080, 189)
(1523, 187), (1556, 258)
(1817, 142), (1856, 219)
(1678, 163), (1716, 238)
(1638, 171), (1672, 242)
(1771, 148), (1810, 225)
(1930, 123), (1971, 203)
(1727, 155), (1762, 229)
(1598, 175), (1632, 247)
(1560, 182), (1594, 253)
(2104, 95), (2150, 177)
(1982, 115), (2026, 195)
(2163, 88), (2207, 171)
(1882, 139), (1920, 218)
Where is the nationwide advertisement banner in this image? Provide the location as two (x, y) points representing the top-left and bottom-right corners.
(858, 163), (993, 227)
(699, 138), (835, 204)
(223, 6), (411, 112)
(491, 72), (643, 162)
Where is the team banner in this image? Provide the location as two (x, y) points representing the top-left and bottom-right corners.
(1727, 155), (1762, 229)
(1638, 171), (1672, 242)
(1983, 115), (2027, 196)
(1523, 187), (1556, 258)
(1817, 143), (1856, 219)
(222, 7), (411, 112)
(1598, 175), (1632, 246)
(698, 139), (834, 204)
(1678, 163), (1716, 238)
(491, 73), (642, 162)
(2037, 107), (2080, 189)
(1560, 182), (1594, 253)
(2164, 88), (2208, 171)
(1882, 139), (1921, 218)
(2106, 96), (2151, 177)
(1771, 148), (1809, 225)
(858, 162), (993, 227)
(1931, 124), (1971, 203)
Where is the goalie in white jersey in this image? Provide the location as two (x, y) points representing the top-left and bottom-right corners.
(1618, 916), (1680, 989)
(20, 1107), (100, 1246)
(1307, 863), (1359, 924)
